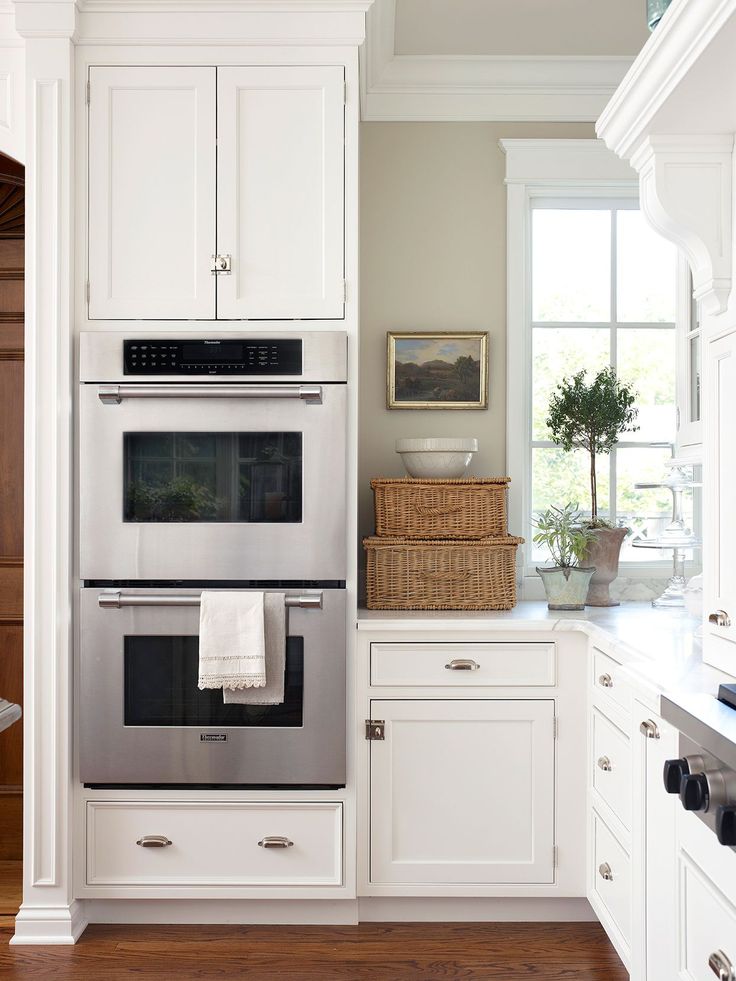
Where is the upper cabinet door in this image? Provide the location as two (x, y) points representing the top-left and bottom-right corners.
(216, 67), (345, 320)
(88, 67), (216, 320)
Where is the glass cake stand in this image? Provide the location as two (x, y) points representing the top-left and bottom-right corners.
(632, 464), (701, 608)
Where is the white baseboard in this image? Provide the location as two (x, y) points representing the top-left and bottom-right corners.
(85, 899), (361, 926)
(358, 897), (596, 922)
(11, 900), (89, 945)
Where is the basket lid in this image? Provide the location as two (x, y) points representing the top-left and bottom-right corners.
(363, 535), (524, 547)
(370, 477), (510, 488)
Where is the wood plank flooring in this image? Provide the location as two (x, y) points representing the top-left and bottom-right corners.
(0, 922), (627, 980)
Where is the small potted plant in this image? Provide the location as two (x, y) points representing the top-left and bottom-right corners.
(546, 367), (639, 607)
(533, 503), (597, 610)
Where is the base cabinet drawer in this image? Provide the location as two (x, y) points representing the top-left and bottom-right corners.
(591, 708), (631, 830)
(86, 801), (343, 887)
(680, 851), (736, 981)
(591, 810), (631, 947)
(370, 642), (556, 687)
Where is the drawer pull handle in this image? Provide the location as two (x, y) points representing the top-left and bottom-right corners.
(445, 659), (480, 671)
(598, 862), (614, 882)
(709, 950), (735, 980)
(598, 673), (614, 688)
(413, 501), (464, 518)
(640, 719), (660, 739)
(258, 836), (294, 849)
(709, 610), (732, 628)
(597, 756), (612, 772)
(136, 835), (172, 848)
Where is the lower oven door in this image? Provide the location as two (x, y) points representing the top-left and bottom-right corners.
(79, 587), (346, 786)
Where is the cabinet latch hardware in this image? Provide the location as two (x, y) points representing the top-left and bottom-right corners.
(365, 719), (385, 741)
(709, 949), (734, 981)
(210, 254), (232, 275)
(709, 610), (732, 628)
(86, 80), (91, 106)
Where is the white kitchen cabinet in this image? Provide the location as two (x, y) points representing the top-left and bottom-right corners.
(88, 67), (217, 320)
(369, 698), (555, 886)
(216, 66), (345, 320)
(87, 64), (345, 322)
(704, 329), (736, 675)
(631, 707), (678, 981)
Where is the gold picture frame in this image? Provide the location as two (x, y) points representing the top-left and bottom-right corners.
(387, 331), (489, 410)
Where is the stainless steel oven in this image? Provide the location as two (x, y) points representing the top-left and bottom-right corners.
(78, 587), (346, 786)
(79, 331), (347, 582)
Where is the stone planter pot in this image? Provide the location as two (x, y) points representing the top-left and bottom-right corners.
(582, 526), (628, 607)
(536, 566), (596, 611)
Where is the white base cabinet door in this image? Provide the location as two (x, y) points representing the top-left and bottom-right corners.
(88, 67), (217, 320)
(216, 66), (345, 321)
(369, 699), (555, 886)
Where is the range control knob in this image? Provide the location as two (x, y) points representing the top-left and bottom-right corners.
(716, 805), (736, 847)
(664, 758), (691, 794)
(680, 773), (710, 811)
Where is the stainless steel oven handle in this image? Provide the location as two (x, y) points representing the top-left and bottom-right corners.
(98, 384), (323, 405)
(97, 591), (323, 610)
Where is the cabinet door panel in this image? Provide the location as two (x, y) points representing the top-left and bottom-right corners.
(369, 699), (555, 885)
(704, 331), (736, 673)
(217, 66), (344, 320)
(88, 67), (216, 320)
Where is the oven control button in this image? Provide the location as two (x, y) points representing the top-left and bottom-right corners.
(664, 758), (691, 794)
(680, 772), (709, 811)
(716, 805), (736, 846)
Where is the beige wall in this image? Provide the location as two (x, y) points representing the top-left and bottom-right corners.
(359, 122), (594, 542)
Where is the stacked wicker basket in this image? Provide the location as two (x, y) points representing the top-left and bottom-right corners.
(363, 477), (524, 611)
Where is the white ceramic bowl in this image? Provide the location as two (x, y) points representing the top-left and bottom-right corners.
(395, 438), (478, 479)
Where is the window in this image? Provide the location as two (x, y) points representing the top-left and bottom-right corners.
(530, 200), (679, 565)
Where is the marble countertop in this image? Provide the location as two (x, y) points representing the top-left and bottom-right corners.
(358, 601), (731, 701)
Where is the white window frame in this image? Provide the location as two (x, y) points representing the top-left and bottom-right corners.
(501, 139), (690, 590)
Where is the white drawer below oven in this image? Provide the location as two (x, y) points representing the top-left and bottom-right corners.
(86, 800), (343, 887)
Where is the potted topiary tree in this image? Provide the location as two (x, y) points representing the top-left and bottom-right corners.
(533, 503), (597, 610)
(546, 367), (639, 607)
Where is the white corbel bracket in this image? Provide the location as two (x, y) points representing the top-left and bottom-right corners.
(630, 136), (734, 317)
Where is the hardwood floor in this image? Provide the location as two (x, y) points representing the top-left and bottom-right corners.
(0, 922), (627, 980)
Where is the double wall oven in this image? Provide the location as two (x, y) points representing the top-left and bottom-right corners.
(78, 331), (348, 787)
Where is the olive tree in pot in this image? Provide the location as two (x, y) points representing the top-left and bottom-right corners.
(534, 503), (597, 610)
(546, 367), (639, 607)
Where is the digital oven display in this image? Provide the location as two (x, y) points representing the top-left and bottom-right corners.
(123, 338), (303, 375)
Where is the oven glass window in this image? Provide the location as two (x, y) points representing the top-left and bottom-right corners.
(123, 432), (302, 523)
(123, 636), (304, 727)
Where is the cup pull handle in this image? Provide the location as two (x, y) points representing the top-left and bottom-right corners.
(445, 659), (480, 671)
(709, 950), (735, 980)
(598, 862), (613, 882)
(136, 835), (172, 848)
(258, 836), (294, 849)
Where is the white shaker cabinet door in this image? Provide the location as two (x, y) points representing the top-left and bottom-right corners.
(216, 66), (345, 320)
(704, 330), (736, 674)
(369, 699), (555, 886)
(88, 67), (216, 320)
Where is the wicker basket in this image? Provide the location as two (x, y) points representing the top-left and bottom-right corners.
(371, 477), (510, 539)
(363, 535), (523, 611)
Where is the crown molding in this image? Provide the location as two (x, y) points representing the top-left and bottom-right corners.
(360, 0), (635, 122)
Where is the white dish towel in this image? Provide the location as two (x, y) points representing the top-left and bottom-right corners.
(197, 590), (266, 691)
(224, 592), (286, 706)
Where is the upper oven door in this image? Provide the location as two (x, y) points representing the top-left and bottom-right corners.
(79, 381), (346, 581)
(78, 587), (346, 786)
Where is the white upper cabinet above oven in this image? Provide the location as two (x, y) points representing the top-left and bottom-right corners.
(86, 65), (345, 322)
(216, 67), (345, 321)
(88, 67), (217, 321)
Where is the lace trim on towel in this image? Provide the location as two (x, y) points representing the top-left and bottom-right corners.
(198, 675), (267, 690)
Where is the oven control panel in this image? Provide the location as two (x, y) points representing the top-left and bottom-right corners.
(123, 338), (303, 375)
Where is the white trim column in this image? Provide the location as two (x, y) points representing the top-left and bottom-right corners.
(11, 0), (84, 945)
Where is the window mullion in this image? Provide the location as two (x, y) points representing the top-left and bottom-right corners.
(610, 208), (618, 523)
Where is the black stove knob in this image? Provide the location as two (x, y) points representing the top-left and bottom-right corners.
(680, 773), (709, 811)
(663, 758), (691, 794)
(716, 805), (736, 846)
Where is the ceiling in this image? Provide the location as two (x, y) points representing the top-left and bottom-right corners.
(394, 0), (650, 58)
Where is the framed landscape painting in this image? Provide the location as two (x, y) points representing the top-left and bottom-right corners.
(387, 331), (489, 409)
